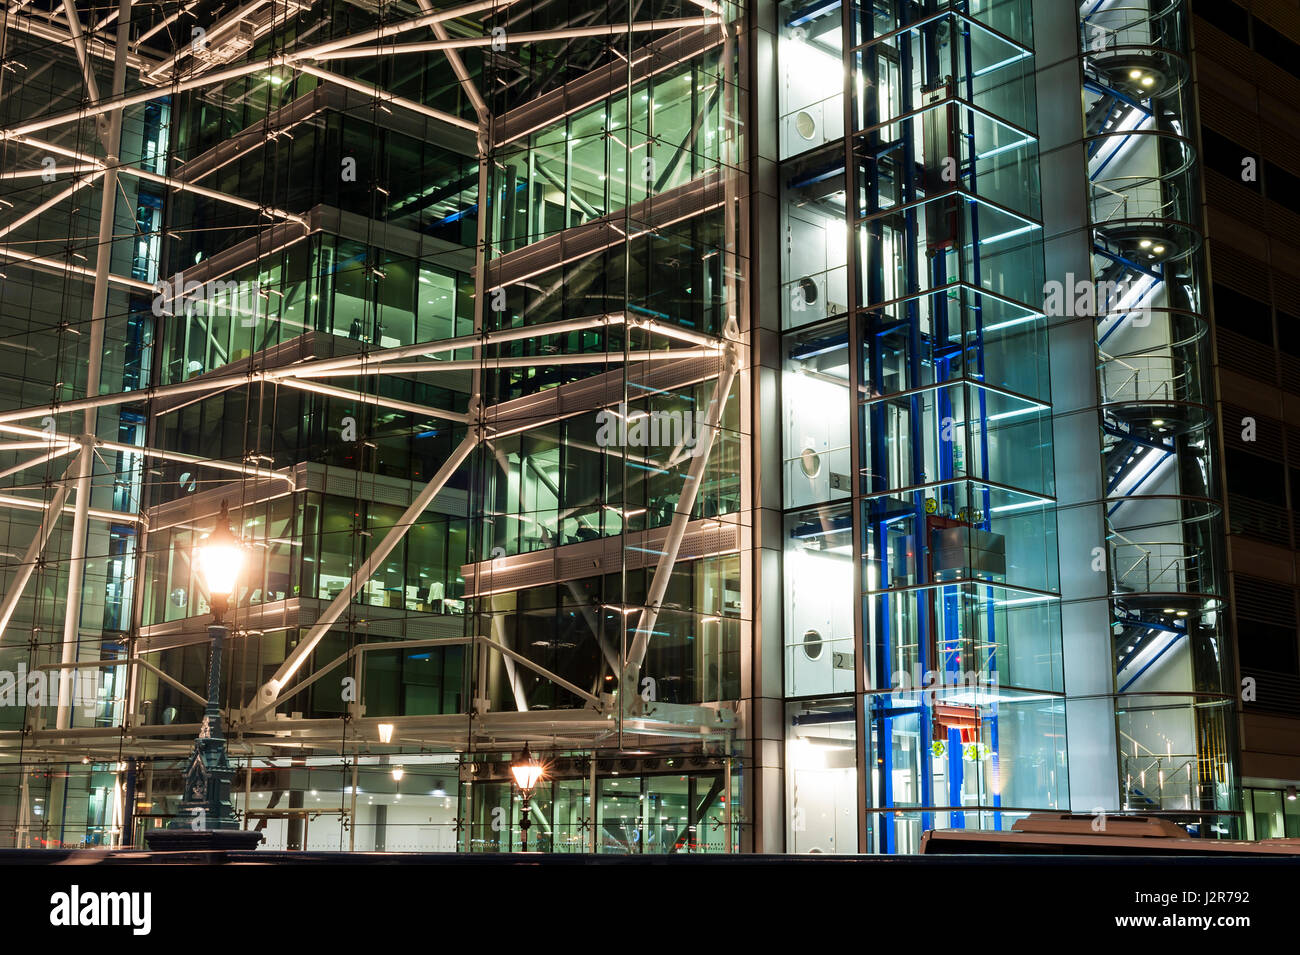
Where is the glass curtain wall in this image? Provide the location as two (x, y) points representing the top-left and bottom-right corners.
(440, 0), (751, 849)
(1079, 0), (1236, 828)
(780, 0), (1067, 854)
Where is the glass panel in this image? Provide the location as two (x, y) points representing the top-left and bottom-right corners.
(787, 698), (858, 853)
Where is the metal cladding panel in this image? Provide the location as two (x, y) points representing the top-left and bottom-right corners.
(481, 352), (724, 434)
(461, 521), (740, 596)
(930, 526), (1007, 578)
(485, 170), (725, 288)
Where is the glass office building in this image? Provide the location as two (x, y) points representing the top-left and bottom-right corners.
(0, 0), (1239, 853)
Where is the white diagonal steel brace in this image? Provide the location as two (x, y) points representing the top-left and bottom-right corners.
(35, 657), (208, 707)
(0, 172), (104, 241)
(0, 313), (629, 426)
(0, 445), (75, 482)
(294, 64), (478, 133)
(6, 134), (309, 225)
(257, 431), (479, 706)
(0, 458), (77, 641)
(4, 0), (518, 141)
(414, 0), (489, 127)
(0, 424), (290, 487)
(0, 491), (128, 523)
(59, 0), (108, 145)
(623, 346), (738, 685)
(299, 348), (718, 377)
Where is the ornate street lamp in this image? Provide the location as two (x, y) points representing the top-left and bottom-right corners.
(146, 501), (261, 851)
(510, 743), (545, 852)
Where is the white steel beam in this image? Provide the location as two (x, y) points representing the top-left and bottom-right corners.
(300, 348), (719, 377)
(9, 10), (156, 74)
(95, 437), (297, 485)
(295, 64), (478, 134)
(59, 0), (108, 146)
(412, 0), (489, 126)
(267, 0), (525, 64)
(308, 18), (723, 59)
(0, 424), (295, 488)
(0, 247), (155, 292)
(432, 21), (489, 125)
(275, 378), (474, 423)
(0, 490), (131, 523)
(0, 313), (629, 427)
(58, 0), (131, 732)
(6, 135), (308, 225)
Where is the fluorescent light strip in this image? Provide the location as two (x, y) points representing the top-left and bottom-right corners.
(989, 499), (1049, 514)
(976, 137), (1034, 161)
(972, 50), (1032, 77)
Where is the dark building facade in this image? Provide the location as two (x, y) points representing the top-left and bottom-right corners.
(0, 0), (1272, 853)
(1188, 0), (1300, 838)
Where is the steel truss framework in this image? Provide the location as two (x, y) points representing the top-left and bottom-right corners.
(0, 0), (749, 800)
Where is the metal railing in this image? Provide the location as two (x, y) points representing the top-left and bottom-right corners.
(1111, 539), (1196, 594)
(1098, 353), (1197, 405)
(1122, 752), (1200, 811)
(1091, 175), (1180, 226)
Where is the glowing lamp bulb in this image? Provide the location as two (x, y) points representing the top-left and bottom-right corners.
(198, 502), (244, 599)
(510, 743), (545, 795)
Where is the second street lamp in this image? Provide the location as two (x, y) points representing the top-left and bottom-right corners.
(145, 500), (262, 851)
(510, 743), (545, 852)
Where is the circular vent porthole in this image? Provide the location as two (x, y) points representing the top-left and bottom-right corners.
(798, 276), (819, 305)
(802, 628), (824, 661)
(799, 447), (821, 478)
(795, 110), (817, 140)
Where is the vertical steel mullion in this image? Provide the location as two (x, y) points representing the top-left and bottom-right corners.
(845, 0), (870, 856)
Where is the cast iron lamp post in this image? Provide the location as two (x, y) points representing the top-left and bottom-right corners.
(145, 501), (262, 851)
(510, 743), (545, 852)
